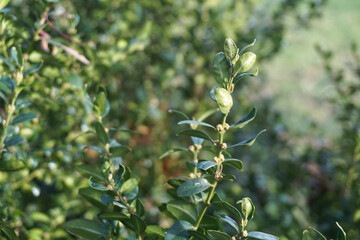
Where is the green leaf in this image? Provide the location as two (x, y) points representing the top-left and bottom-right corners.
(167, 200), (199, 225)
(0, 0), (11, 10)
(164, 221), (194, 240)
(93, 92), (107, 117)
(64, 219), (103, 239)
(238, 39), (256, 56)
(176, 178), (211, 197)
(237, 197), (255, 220)
(233, 68), (259, 85)
(211, 87), (233, 114)
(234, 52), (256, 75)
(230, 108), (257, 129)
(0, 91), (8, 104)
(336, 222), (346, 240)
(0, 225), (18, 240)
(10, 47), (19, 66)
(247, 231), (279, 240)
(99, 212), (127, 221)
(30, 212), (50, 224)
(214, 212), (239, 234)
(4, 136), (24, 147)
(207, 230), (231, 240)
(212, 194), (242, 220)
(11, 112), (38, 125)
(228, 130), (266, 149)
(169, 109), (189, 120)
(0, 56), (15, 71)
(224, 38), (238, 61)
(223, 159), (243, 172)
(95, 121), (109, 145)
(146, 225), (166, 238)
(120, 177), (140, 195)
(178, 120), (216, 130)
(24, 61), (43, 76)
(110, 145), (132, 157)
(75, 164), (107, 182)
(212, 52), (230, 86)
(177, 129), (214, 143)
(197, 161), (217, 170)
(188, 230), (210, 240)
(199, 216), (222, 230)
(88, 177), (108, 191)
(121, 214), (147, 234)
(113, 201), (127, 209)
(308, 227), (327, 240)
(135, 199), (145, 217)
(0, 154), (26, 171)
(79, 187), (108, 209)
(159, 147), (189, 159)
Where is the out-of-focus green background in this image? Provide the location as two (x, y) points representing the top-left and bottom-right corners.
(0, 0), (359, 239)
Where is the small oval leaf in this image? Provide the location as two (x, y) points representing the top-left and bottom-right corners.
(177, 129), (214, 143)
(64, 219), (103, 239)
(230, 108), (257, 129)
(247, 231), (279, 240)
(11, 112), (38, 125)
(164, 221), (194, 240)
(228, 130), (266, 149)
(120, 177), (140, 195)
(178, 120), (216, 130)
(176, 178), (211, 197)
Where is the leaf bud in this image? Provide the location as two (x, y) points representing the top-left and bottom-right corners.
(107, 184), (113, 190)
(196, 172), (202, 178)
(216, 124), (223, 132)
(221, 143), (227, 150)
(238, 197), (255, 221)
(242, 230), (248, 237)
(211, 87), (233, 114)
(224, 38), (238, 62)
(213, 156), (219, 163)
(189, 173), (195, 179)
(214, 140), (219, 146)
(114, 196), (120, 202)
(224, 123), (230, 130)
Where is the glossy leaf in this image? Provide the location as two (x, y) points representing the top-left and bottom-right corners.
(4, 136), (24, 147)
(121, 214), (146, 234)
(223, 159), (243, 171)
(224, 38), (238, 61)
(64, 219), (103, 239)
(197, 161), (217, 170)
(233, 68), (259, 85)
(212, 194), (242, 220)
(234, 52), (256, 75)
(215, 212), (239, 233)
(211, 87), (233, 114)
(93, 92), (107, 117)
(207, 230), (231, 240)
(228, 130), (266, 149)
(23, 61), (43, 76)
(110, 145), (131, 157)
(11, 112), (38, 125)
(0, 56), (15, 71)
(230, 108), (257, 129)
(99, 212), (127, 221)
(120, 177), (140, 195)
(237, 197), (255, 220)
(212, 52), (230, 86)
(188, 230), (210, 240)
(10, 47), (19, 66)
(177, 129), (214, 143)
(113, 201), (127, 209)
(199, 216), (222, 230)
(95, 121), (109, 145)
(164, 221), (194, 240)
(169, 109), (189, 120)
(135, 199), (145, 217)
(167, 200), (199, 224)
(191, 136), (204, 145)
(176, 178), (211, 197)
(146, 225), (166, 238)
(89, 177), (108, 191)
(178, 120), (216, 130)
(247, 231), (279, 240)
(79, 188), (108, 209)
(238, 39), (256, 56)
(0, 225), (18, 240)
(75, 164), (107, 182)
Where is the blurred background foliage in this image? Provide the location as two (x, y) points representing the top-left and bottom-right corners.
(0, 0), (359, 239)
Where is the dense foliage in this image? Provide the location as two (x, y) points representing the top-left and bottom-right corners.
(0, 0), (358, 239)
